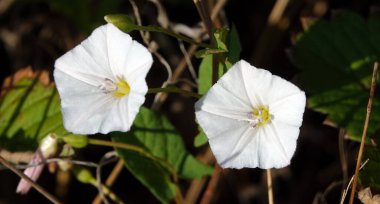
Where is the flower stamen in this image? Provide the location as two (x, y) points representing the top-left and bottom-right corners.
(99, 78), (118, 93)
(98, 77), (130, 98)
(113, 77), (130, 98)
(248, 105), (273, 127)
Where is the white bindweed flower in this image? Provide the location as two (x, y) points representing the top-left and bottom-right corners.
(54, 23), (153, 134)
(195, 60), (306, 169)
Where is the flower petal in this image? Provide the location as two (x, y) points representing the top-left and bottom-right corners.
(195, 110), (252, 160)
(218, 122), (300, 169)
(195, 65), (253, 120)
(106, 23), (153, 83)
(55, 24), (114, 82)
(270, 91), (306, 126)
(55, 69), (115, 134)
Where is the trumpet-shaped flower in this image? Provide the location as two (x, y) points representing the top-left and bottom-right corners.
(54, 23), (153, 134)
(195, 60), (306, 169)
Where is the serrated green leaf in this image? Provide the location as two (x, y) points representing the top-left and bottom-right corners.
(294, 11), (380, 141)
(111, 107), (213, 203)
(0, 70), (66, 151)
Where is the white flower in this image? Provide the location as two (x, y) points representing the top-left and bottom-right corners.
(54, 23), (153, 134)
(195, 60), (306, 169)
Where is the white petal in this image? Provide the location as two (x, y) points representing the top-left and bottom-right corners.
(218, 122), (300, 169)
(196, 110), (252, 161)
(195, 71), (252, 121)
(55, 69), (111, 134)
(55, 24), (114, 82)
(258, 122), (299, 168)
(106, 23), (153, 82)
(270, 91), (306, 126)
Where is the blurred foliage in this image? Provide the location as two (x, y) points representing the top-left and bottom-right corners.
(295, 11), (380, 142)
(360, 147), (380, 192)
(0, 68), (67, 151)
(112, 107), (213, 203)
(194, 126), (208, 147)
(15, 0), (124, 32)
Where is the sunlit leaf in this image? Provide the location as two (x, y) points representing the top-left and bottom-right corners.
(0, 68), (66, 151)
(112, 107), (213, 203)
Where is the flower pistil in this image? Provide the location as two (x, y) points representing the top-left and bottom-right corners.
(98, 77), (130, 98)
(248, 105), (274, 127)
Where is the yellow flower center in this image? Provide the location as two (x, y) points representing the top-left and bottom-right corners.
(251, 105), (272, 126)
(113, 77), (130, 98)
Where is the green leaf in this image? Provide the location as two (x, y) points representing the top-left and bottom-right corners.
(194, 126), (208, 147)
(197, 27), (242, 94)
(111, 107), (213, 203)
(360, 147), (380, 191)
(0, 68), (66, 151)
(225, 25), (242, 64)
(105, 14), (137, 33)
(197, 55), (227, 94)
(294, 11), (380, 141)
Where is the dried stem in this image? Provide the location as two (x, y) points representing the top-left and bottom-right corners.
(92, 160), (125, 204)
(267, 169), (274, 204)
(338, 128), (348, 194)
(0, 155), (62, 204)
(348, 62), (379, 204)
(199, 164), (221, 204)
(340, 159), (369, 204)
(152, 0), (227, 109)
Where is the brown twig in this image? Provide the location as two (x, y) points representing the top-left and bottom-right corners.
(0, 155), (62, 204)
(267, 169), (274, 204)
(348, 62), (379, 204)
(340, 159), (369, 204)
(92, 160), (125, 204)
(199, 164), (221, 204)
(338, 128), (348, 194)
(153, 0), (227, 109)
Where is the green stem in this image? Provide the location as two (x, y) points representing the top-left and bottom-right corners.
(88, 139), (176, 175)
(148, 87), (202, 99)
(134, 25), (210, 48)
